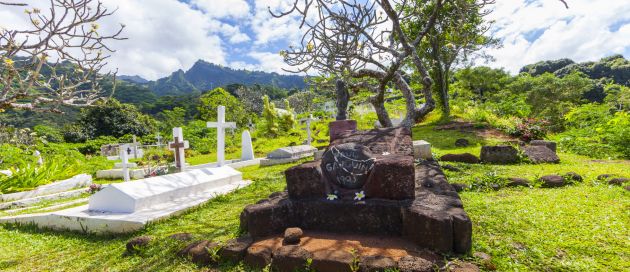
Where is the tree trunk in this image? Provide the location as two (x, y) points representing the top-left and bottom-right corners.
(370, 86), (392, 127)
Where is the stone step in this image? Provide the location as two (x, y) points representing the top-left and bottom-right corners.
(0, 188), (88, 210)
(89, 166), (242, 213)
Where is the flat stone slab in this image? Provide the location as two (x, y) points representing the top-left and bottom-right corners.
(187, 158), (262, 170)
(114, 162), (138, 169)
(1, 174), (92, 202)
(266, 145), (317, 159)
(96, 169), (145, 180)
(90, 166), (242, 213)
(413, 140), (432, 160)
(0, 188), (88, 210)
(0, 179), (252, 234)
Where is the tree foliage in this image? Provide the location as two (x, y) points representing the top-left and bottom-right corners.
(74, 99), (156, 140)
(197, 88), (249, 127)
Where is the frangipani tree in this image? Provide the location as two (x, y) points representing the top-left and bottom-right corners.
(0, 0), (125, 113)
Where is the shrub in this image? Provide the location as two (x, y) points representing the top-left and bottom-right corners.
(508, 118), (549, 142)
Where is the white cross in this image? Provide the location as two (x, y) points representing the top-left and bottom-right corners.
(130, 135), (140, 159)
(300, 114), (316, 146)
(206, 105), (236, 166)
(118, 144), (134, 182)
(34, 150), (43, 166)
(156, 133), (163, 147)
(169, 127), (189, 172)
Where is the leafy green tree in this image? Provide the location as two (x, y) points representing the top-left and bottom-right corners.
(197, 88), (249, 127)
(262, 95), (279, 136)
(77, 99), (156, 139)
(157, 107), (186, 133)
(452, 66), (512, 101)
(604, 83), (630, 111)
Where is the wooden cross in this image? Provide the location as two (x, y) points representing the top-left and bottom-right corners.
(206, 105), (236, 166)
(169, 127), (189, 172)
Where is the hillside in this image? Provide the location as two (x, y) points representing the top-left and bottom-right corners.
(142, 60), (308, 96)
(520, 55), (630, 86)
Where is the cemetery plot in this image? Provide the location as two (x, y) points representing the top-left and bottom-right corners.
(260, 145), (318, 166)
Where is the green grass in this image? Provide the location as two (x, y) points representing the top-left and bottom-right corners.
(0, 125), (629, 271)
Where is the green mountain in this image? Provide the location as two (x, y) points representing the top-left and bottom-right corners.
(520, 55), (630, 86)
(144, 60), (307, 96)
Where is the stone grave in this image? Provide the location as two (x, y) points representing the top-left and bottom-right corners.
(260, 145), (317, 166)
(234, 126), (472, 269)
(1, 166), (251, 233)
(0, 174), (92, 210)
(96, 144), (145, 180)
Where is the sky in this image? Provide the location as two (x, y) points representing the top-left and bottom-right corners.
(1, 0), (629, 80)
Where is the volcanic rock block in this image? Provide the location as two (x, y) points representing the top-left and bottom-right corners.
(331, 127), (414, 157)
(178, 240), (219, 266)
(126, 236), (152, 253)
(240, 193), (296, 238)
(244, 245), (272, 269)
(440, 153), (479, 164)
(506, 178), (530, 187)
(360, 255), (397, 272)
(285, 161), (326, 199)
(609, 178), (629, 186)
(168, 233), (193, 241)
(362, 155), (415, 200)
(564, 172), (583, 182)
(530, 140), (557, 152)
(311, 250), (354, 272)
(522, 145), (560, 164)
(329, 120), (358, 141)
(283, 227), (303, 245)
(397, 256), (434, 272)
(540, 175), (565, 188)
(455, 138), (470, 147)
(219, 235), (253, 263)
(480, 145), (519, 164)
(271, 245), (313, 272)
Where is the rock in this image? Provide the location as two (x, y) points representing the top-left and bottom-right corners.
(321, 143), (375, 189)
(565, 172), (583, 182)
(244, 246), (272, 269)
(219, 235), (253, 263)
(625, 185), (630, 191)
(440, 153), (479, 164)
(597, 174), (612, 180)
(271, 245), (313, 272)
(311, 250), (354, 272)
(529, 140), (557, 152)
(473, 251), (491, 261)
(540, 175), (565, 188)
(178, 240), (220, 266)
(608, 178), (629, 186)
(507, 177), (530, 187)
(283, 227), (303, 245)
(480, 146), (519, 164)
(360, 255), (397, 272)
(455, 138), (470, 147)
(449, 262), (481, 272)
(490, 184), (501, 190)
(522, 146), (559, 164)
(167, 233), (193, 241)
(397, 255), (434, 272)
(126, 236), (152, 253)
(442, 165), (462, 172)
(450, 183), (468, 192)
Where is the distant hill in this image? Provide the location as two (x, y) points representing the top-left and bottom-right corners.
(118, 75), (149, 84)
(138, 60), (308, 96)
(520, 55), (630, 86)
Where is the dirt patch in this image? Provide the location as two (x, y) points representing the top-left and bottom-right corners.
(434, 121), (516, 141)
(250, 231), (438, 261)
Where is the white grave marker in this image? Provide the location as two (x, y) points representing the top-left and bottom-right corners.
(156, 133), (163, 147)
(119, 144), (135, 182)
(130, 136), (140, 159)
(169, 127), (189, 172)
(300, 114), (315, 146)
(241, 130), (254, 161)
(206, 105), (236, 166)
(34, 150), (43, 166)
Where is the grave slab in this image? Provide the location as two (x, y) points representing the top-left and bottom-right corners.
(261, 145), (317, 166)
(96, 169), (145, 180)
(0, 188), (88, 210)
(114, 162), (138, 169)
(413, 140), (432, 160)
(0, 174), (92, 202)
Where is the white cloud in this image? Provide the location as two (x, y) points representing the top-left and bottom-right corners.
(251, 0), (305, 45)
(191, 0), (250, 19)
(485, 0), (630, 73)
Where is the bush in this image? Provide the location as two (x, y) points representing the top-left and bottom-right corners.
(33, 125), (64, 143)
(508, 118), (549, 142)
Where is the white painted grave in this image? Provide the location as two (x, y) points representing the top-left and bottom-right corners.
(96, 169), (145, 180)
(207, 105), (236, 166)
(300, 114), (315, 146)
(0, 174), (92, 202)
(413, 140), (432, 160)
(0, 170), (11, 177)
(241, 130), (254, 161)
(169, 127), (189, 172)
(0, 166), (251, 233)
(260, 145), (317, 166)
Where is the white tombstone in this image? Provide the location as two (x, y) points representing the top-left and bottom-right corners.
(34, 150), (43, 166)
(119, 144), (135, 182)
(169, 127), (189, 172)
(0, 169), (12, 177)
(300, 114), (315, 146)
(156, 133), (163, 147)
(413, 140), (432, 160)
(207, 105), (236, 166)
(130, 135), (140, 159)
(241, 130), (255, 161)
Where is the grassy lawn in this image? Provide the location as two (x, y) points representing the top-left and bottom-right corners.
(0, 125), (628, 271)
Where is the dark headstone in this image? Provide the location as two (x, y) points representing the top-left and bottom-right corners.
(480, 146), (519, 164)
(329, 120), (358, 142)
(455, 138), (470, 147)
(565, 172), (583, 182)
(507, 178), (529, 187)
(244, 246), (272, 269)
(321, 143), (375, 190)
(450, 183), (468, 192)
(178, 240), (219, 266)
(126, 236), (152, 253)
(271, 245), (313, 272)
(311, 250), (354, 272)
(167, 233), (193, 241)
(530, 140), (557, 152)
(219, 235), (253, 263)
(440, 153), (479, 164)
(283, 227), (303, 245)
(397, 255), (434, 272)
(609, 178), (629, 186)
(360, 255), (397, 272)
(522, 146), (559, 164)
(442, 164), (462, 172)
(540, 175), (565, 188)
(597, 174), (612, 180)
(285, 161), (327, 199)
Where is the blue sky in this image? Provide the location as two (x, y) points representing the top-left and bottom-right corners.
(1, 0), (629, 79)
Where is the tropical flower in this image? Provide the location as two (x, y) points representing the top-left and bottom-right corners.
(326, 194), (338, 201)
(3, 58), (14, 66)
(354, 191), (366, 201)
(382, 152), (390, 156)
